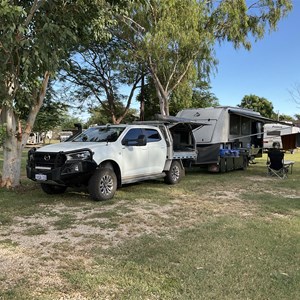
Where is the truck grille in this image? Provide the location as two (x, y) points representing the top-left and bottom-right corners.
(33, 152), (66, 169)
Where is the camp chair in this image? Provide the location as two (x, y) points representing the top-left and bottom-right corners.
(267, 149), (289, 179)
(267, 164), (288, 179)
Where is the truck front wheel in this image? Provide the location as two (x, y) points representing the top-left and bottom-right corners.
(88, 168), (117, 201)
(164, 160), (184, 185)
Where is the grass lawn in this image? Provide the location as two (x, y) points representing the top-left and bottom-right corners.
(0, 149), (299, 299)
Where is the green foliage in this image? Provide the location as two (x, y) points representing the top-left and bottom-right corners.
(294, 114), (300, 120)
(136, 77), (162, 120)
(0, 1), (124, 187)
(137, 77), (219, 119)
(139, 0), (213, 81)
(278, 114), (294, 122)
(120, 0), (292, 115)
(190, 85), (220, 108)
(210, 0), (293, 50)
(60, 114), (83, 131)
(121, 0), (216, 115)
(22, 83), (69, 132)
(170, 82), (219, 115)
(60, 35), (142, 124)
(86, 102), (138, 126)
(33, 100), (69, 132)
(239, 94), (275, 118)
(0, 1), (119, 115)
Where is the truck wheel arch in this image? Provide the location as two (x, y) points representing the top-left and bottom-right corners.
(99, 160), (122, 188)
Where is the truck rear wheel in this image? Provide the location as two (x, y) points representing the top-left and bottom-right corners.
(40, 183), (67, 194)
(164, 160), (184, 184)
(88, 168), (117, 201)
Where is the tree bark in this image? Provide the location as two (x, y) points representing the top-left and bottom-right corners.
(0, 106), (23, 188)
(148, 58), (170, 116)
(139, 74), (145, 121)
(1, 72), (50, 188)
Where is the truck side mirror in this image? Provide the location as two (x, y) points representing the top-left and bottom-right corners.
(122, 139), (129, 146)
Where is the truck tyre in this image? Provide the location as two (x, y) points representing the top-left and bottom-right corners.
(88, 168), (117, 201)
(164, 160), (184, 185)
(40, 183), (67, 194)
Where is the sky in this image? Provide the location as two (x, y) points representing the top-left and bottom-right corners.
(210, 0), (300, 118)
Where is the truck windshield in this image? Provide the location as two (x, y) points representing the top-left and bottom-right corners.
(73, 127), (125, 142)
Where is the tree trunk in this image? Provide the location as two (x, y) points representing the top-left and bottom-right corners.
(140, 74), (145, 121)
(156, 88), (170, 116)
(0, 107), (23, 188)
(148, 62), (170, 116)
(1, 72), (50, 188)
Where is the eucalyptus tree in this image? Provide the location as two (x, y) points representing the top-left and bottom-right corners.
(136, 77), (219, 119)
(278, 114), (293, 122)
(119, 0), (292, 116)
(239, 94), (274, 118)
(190, 85), (220, 108)
(294, 114), (300, 121)
(32, 98), (69, 135)
(86, 102), (138, 126)
(61, 37), (144, 124)
(0, 0), (118, 188)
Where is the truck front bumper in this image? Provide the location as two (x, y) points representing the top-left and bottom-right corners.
(26, 160), (98, 185)
(26, 151), (97, 186)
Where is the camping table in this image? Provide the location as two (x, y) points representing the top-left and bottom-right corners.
(284, 160), (295, 174)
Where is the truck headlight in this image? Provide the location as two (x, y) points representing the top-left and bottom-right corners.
(66, 151), (91, 161)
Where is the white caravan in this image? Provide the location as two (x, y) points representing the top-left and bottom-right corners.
(176, 106), (277, 172)
(263, 123), (300, 150)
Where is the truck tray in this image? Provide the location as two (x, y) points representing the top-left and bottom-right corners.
(173, 150), (197, 160)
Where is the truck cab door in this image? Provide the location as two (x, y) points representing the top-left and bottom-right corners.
(144, 128), (167, 173)
(121, 128), (148, 178)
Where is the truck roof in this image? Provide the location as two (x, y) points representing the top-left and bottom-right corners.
(90, 124), (160, 129)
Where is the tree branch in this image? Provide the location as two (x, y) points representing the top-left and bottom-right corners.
(23, 71), (50, 145)
(23, 0), (46, 27)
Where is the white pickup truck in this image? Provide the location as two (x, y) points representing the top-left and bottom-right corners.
(26, 121), (199, 201)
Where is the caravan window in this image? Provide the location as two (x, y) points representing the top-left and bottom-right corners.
(230, 115), (240, 135)
(241, 117), (251, 135)
(267, 130), (280, 136)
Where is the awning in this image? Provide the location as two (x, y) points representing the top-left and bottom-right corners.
(228, 108), (291, 125)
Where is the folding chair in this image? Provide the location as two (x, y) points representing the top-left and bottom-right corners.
(267, 145), (288, 179)
(267, 164), (288, 179)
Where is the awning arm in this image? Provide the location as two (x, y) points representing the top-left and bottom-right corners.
(228, 132), (263, 141)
